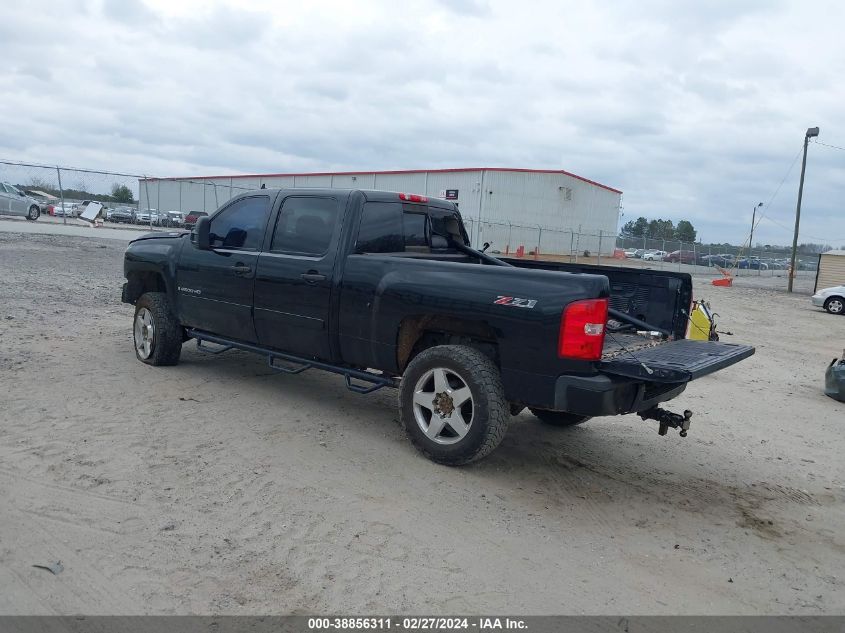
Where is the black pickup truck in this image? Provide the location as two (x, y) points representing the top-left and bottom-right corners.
(122, 188), (754, 465)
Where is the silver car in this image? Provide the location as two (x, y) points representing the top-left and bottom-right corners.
(0, 182), (41, 220)
(812, 285), (845, 315)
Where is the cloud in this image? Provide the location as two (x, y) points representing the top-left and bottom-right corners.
(101, 0), (159, 26)
(433, 0), (491, 16)
(0, 0), (843, 244)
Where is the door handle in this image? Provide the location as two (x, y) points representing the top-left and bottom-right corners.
(301, 271), (326, 283)
(232, 264), (252, 275)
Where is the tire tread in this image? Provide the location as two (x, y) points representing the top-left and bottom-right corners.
(135, 292), (182, 366)
(400, 345), (509, 465)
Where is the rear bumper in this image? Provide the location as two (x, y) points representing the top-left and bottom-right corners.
(553, 373), (686, 416)
(811, 295), (826, 307)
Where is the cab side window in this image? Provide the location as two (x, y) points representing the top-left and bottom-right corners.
(271, 197), (338, 256)
(209, 196), (270, 251)
(355, 202), (430, 253)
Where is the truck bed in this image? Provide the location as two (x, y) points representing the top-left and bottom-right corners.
(602, 332), (665, 360)
(502, 258), (693, 341)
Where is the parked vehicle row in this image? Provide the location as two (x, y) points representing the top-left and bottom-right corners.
(128, 209), (196, 228)
(623, 248), (816, 271)
(623, 249), (668, 261)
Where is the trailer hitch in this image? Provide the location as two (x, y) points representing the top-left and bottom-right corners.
(639, 407), (693, 437)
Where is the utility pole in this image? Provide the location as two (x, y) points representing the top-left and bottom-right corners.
(788, 126), (820, 292)
(749, 202), (763, 250)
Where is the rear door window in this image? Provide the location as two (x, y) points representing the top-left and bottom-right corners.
(355, 202), (432, 253)
(403, 212), (428, 249)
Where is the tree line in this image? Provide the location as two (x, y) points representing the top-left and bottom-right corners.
(622, 217), (697, 243)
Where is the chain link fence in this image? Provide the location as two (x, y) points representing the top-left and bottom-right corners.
(615, 234), (818, 279)
(139, 177), (263, 220)
(0, 159), (147, 226)
(0, 158), (819, 288)
(463, 218), (616, 264)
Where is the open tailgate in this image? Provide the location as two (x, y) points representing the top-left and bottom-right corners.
(600, 339), (755, 383)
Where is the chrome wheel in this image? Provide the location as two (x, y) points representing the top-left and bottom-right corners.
(134, 307), (155, 359)
(827, 298), (844, 314)
(27, 205), (40, 221)
(412, 367), (474, 445)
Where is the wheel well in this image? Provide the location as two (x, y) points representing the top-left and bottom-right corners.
(397, 315), (499, 371)
(125, 271), (167, 304)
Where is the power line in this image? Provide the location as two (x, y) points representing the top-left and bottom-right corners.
(737, 143), (803, 252)
(811, 139), (845, 152)
(758, 214), (845, 243)
(741, 143), (845, 246)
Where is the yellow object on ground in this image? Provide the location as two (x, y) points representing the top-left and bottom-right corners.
(689, 301), (715, 341)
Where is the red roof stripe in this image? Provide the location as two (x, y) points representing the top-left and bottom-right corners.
(143, 167), (622, 195)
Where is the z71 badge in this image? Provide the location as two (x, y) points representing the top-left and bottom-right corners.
(494, 296), (537, 308)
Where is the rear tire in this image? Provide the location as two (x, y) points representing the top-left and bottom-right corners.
(529, 408), (591, 427)
(26, 205), (40, 221)
(133, 292), (183, 366)
(824, 296), (844, 315)
(399, 345), (509, 466)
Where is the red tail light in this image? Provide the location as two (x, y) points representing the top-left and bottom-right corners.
(399, 193), (428, 203)
(559, 298), (609, 361)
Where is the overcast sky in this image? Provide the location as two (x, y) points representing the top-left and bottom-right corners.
(1, 0), (843, 245)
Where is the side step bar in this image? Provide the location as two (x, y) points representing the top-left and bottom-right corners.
(188, 329), (398, 395)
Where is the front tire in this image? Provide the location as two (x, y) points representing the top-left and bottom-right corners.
(825, 296), (845, 315)
(529, 408), (591, 427)
(27, 205), (40, 221)
(133, 292), (183, 365)
(399, 345), (509, 466)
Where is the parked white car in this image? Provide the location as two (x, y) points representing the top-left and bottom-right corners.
(643, 250), (667, 261)
(49, 202), (79, 217)
(623, 249), (638, 258)
(812, 285), (845, 315)
(0, 182), (41, 220)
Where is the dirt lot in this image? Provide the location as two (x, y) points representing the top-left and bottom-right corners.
(0, 232), (843, 615)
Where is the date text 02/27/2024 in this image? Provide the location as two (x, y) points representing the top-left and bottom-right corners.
(307, 617), (528, 630)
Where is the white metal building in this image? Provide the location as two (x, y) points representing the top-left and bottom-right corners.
(138, 168), (622, 256)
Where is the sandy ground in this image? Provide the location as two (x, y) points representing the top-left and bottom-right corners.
(0, 231), (843, 615)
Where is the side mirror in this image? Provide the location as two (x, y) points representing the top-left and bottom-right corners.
(194, 216), (211, 250)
